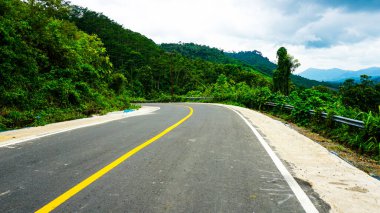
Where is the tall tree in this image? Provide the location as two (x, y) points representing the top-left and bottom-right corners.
(339, 75), (380, 112)
(273, 47), (300, 95)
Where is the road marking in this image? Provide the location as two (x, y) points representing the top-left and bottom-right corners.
(0, 190), (11, 197)
(228, 107), (318, 213)
(35, 106), (193, 213)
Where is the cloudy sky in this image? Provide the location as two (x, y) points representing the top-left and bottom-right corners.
(68, 0), (380, 73)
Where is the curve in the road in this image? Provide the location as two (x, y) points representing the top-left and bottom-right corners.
(35, 106), (193, 213)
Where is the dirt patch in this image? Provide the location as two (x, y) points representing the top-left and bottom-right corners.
(294, 177), (331, 213)
(346, 186), (369, 193)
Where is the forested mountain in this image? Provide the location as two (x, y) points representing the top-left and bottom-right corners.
(161, 43), (336, 88)
(226, 51), (276, 76)
(69, 6), (161, 71)
(226, 51), (337, 88)
(0, 0), (271, 130)
(160, 43), (238, 65)
(68, 7), (271, 97)
(161, 43), (269, 76)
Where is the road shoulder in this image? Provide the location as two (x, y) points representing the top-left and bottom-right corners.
(219, 104), (380, 213)
(0, 106), (159, 148)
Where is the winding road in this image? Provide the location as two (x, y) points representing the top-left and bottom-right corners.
(0, 104), (317, 212)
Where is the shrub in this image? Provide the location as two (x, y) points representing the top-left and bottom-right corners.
(110, 73), (127, 94)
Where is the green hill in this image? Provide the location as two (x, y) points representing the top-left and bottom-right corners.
(69, 9), (271, 97)
(69, 6), (161, 71)
(160, 43), (336, 88)
(160, 43), (268, 76)
(226, 51), (276, 76)
(227, 51), (338, 88)
(160, 43), (239, 65)
(0, 0), (333, 131)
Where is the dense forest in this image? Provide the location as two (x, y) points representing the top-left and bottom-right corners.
(161, 43), (336, 89)
(1, 0), (379, 158)
(0, 0), (271, 128)
(0, 0), (126, 128)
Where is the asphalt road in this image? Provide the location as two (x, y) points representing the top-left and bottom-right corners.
(0, 103), (308, 212)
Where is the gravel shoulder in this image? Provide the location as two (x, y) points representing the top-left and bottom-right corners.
(221, 104), (380, 213)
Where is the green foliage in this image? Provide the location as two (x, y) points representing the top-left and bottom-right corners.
(110, 73), (127, 94)
(160, 43), (274, 83)
(361, 112), (380, 155)
(211, 74), (234, 101)
(264, 87), (380, 158)
(205, 74), (379, 157)
(68, 9), (272, 98)
(209, 75), (271, 109)
(68, 6), (160, 96)
(226, 50), (276, 76)
(161, 43), (239, 64)
(273, 47), (300, 95)
(226, 50), (337, 89)
(339, 75), (380, 112)
(0, 0), (129, 130)
(69, 6), (160, 70)
(1, 0), (378, 160)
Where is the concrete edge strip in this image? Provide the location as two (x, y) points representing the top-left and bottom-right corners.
(226, 106), (318, 213)
(0, 107), (160, 148)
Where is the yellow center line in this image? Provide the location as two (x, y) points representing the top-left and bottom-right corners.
(35, 106), (193, 213)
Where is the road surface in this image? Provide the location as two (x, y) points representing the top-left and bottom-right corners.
(0, 104), (314, 212)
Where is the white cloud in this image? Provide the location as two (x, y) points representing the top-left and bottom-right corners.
(68, 0), (380, 72)
(287, 38), (380, 72)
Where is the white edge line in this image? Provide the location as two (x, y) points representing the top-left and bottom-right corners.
(227, 106), (318, 213)
(0, 107), (160, 148)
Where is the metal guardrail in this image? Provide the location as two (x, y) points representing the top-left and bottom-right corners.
(265, 102), (365, 128)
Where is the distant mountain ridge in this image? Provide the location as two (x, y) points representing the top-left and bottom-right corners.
(161, 43), (337, 88)
(225, 51), (337, 88)
(299, 67), (380, 82)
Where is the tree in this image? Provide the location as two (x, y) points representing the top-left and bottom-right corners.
(272, 47), (300, 95)
(339, 76), (380, 112)
(0, 0), (124, 129)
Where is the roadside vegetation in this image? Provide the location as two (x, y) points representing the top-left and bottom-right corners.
(203, 48), (380, 160)
(1, 0), (379, 159)
(206, 73), (379, 159)
(0, 0), (271, 130)
(0, 0), (133, 129)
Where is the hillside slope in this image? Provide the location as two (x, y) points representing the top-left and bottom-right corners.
(161, 43), (336, 88)
(226, 51), (276, 76)
(160, 43), (239, 65)
(69, 7), (271, 97)
(0, 0), (131, 130)
(227, 51), (338, 88)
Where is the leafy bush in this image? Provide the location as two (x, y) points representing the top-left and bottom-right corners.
(0, 0), (130, 130)
(206, 75), (379, 158)
(110, 73), (127, 94)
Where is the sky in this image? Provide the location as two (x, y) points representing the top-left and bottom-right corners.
(68, 0), (380, 73)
